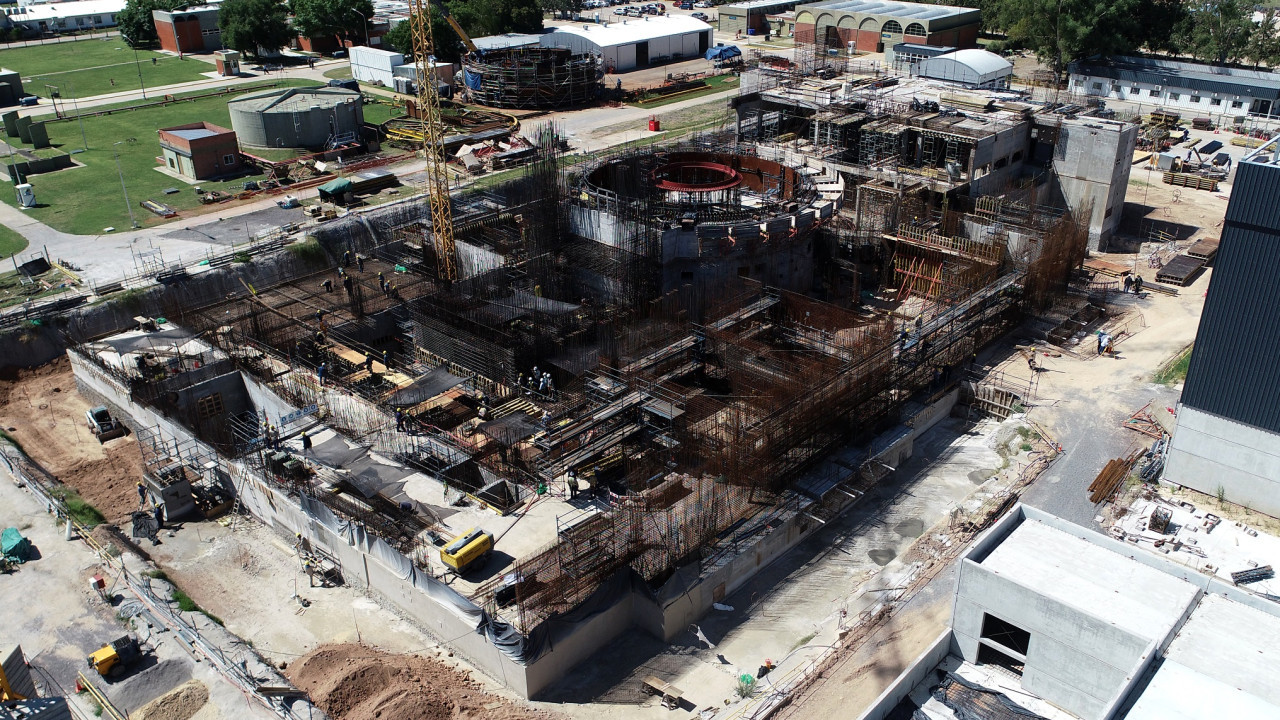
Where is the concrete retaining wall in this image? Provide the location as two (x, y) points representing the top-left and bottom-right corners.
(855, 629), (956, 720)
(1164, 405), (1280, 518)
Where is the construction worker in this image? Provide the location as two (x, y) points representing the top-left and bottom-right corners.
(317, 362), (327, 386)
(1123, 275), (1134, 293)
(301, 431), (312, 450)
(269, 424), (279, 449)
(378, 271), (386, 291)
(342, 275), (353, 296)
(364, 351), (374, 373)
(914, 315), (923, 330)
(304, 559), (318, 587)
(136, 481), (147, 508)
(322, 278), (333, 293)
(356, 254), (365, 272)
(1133, 275), (1144, 293)
(383, 350), (390, 370)
(343, 250), (351, 267)
(395, 408), (405, 431)
(567, 469), (579, 499)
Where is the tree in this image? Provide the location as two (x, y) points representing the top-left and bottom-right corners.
(117, 0), (188, 47)
(449, 0), (543, 38)
(994, 0), (1149, 76)
(289, 0), (375, 45)
(1245, 8), (1280, 68)
(539, 0), (582, 20)
(1174, 0), (1254, 65)
(383, 10), (463, 63)
(219, 0), (292, 56)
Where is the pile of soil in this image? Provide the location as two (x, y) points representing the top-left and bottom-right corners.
(132, 680), (209, 720)
(0, 356), (144, 522)
(288, 644), (561, 720)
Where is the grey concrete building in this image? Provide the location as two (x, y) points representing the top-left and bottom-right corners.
(1044, 115), (1137, 249)
(718, 0), (800, 38)
(1164, 137), (1280, 517)
(857, 504), (1280, 720)
(228, 87), (364, 149)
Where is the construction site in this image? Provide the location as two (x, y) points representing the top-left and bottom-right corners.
(53, 49), (1114, 697)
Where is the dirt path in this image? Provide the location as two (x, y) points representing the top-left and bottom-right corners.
(287, 644), (564, 720)
(0, 355), (143, 522)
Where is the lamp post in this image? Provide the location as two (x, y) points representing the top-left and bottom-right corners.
(113, 141), (138, 228)
(352, 9), (370, 47)
(122, 33), (147, 99)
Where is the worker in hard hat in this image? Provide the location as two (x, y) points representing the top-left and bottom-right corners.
(301, 431), (312, 451)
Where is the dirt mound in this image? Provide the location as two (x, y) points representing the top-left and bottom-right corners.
(132, 680), (209, 720)
(0, 355), (144, 522)
(288, 644), (561, 720)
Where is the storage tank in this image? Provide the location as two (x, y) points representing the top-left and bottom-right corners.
(228, 87), (364, 149)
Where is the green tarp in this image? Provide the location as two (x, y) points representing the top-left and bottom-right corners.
(318, 178), (353, 195)
(2, 527), (30, 563)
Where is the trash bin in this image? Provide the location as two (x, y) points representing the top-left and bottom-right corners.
(649, 115), (660, 131)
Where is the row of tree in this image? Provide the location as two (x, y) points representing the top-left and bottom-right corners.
(117, 0), (542, 59)
(967, 0), (1280, 73)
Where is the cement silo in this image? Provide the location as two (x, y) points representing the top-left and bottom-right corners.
(228, 87), (364, 149)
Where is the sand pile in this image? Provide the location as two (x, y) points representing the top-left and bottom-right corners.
(133, 680), (209, 720)
(288, 644), (561, 720)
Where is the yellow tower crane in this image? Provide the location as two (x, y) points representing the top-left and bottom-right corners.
(406, 0), (458, 282)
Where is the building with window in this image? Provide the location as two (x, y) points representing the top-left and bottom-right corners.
(856, 504), (1280, 720)
(1163, 137), (1280, 517)
(153, 5), (222, 53)
(157, 122), (241, 180)
(1, 0), (122, 37)
(793, 0), (980, 56)
(1068, 55), (1280, 119)
(717, 0), (801, 38)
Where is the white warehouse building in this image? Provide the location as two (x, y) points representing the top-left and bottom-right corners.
(915, 48), (1011, 89)
(1068, 55), (1280, 119)
(541, 16), (713, 72)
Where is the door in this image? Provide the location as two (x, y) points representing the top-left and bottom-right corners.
(699, 30), (710, 54)
(636, 41), (649, 67)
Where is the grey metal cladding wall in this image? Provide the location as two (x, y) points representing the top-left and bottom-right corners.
(1180, 160), (1280, 433)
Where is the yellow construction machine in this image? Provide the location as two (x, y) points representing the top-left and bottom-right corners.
(86, 636), (141, 678)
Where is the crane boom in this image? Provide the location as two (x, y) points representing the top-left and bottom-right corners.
(407, 0), (458, 282)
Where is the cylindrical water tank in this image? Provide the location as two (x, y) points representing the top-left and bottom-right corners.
(228, 88), (364, 148)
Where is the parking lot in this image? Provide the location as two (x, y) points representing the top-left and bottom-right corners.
(580, 0), (717, 22)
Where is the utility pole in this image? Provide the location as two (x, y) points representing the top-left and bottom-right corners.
(113, 142), (138, 228)
(68, 81), (87, 151)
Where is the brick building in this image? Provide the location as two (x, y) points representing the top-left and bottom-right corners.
(793, 0), (980, 55)
(157, 122), (240, 180)
(153, 5), (222, 54)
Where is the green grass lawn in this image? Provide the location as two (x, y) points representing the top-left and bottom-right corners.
(0, 225), (29, 258)
(361, 101), (405, 126)
(628, 74), (739, 109)
(1154, 344), (1194, 385)
(323, 67), (354, 80)
(2, 38), (211, 98)
(0, 80), (324, 234)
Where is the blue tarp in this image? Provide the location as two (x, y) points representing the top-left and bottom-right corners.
(705, 44), (742, 61)
(463, 69), (482, 91)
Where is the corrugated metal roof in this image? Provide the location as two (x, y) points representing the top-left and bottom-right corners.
(799, 0), (977, 21)
(1180, 159), (1280, 434)
(545, 16), (711, 47)
(924, 48), (1011, 76)
(6, 0), (124, 21)
(168, 128), (218, 140)
(1070, 55), (1280, 100)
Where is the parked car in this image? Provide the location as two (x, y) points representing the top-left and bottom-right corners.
(676, 0), (692, 7)
(614, 7), (626, 13)
(694, 1), (711, 6)
(691, 11), (709, 20)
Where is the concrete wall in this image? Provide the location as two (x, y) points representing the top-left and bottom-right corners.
(855, 630), (956, 720)
(954, 557), (1155, 719)
(1050, 119), (1136, 250)
(1165, 405), (1280, 518)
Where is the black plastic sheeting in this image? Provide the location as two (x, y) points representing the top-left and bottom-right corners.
(388, 366), (467, 407)
(929, 674), (1047, 720)
(100, 328), (196, 355)
(487, 567), (655, 664)
(343, 458), (417, 498)
(304, 436), (367, 468)
(477, 413), (541, 445)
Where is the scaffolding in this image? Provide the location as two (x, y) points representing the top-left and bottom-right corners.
(463, 48), (602, 110)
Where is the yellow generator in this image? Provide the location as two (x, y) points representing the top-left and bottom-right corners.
(440, 528), (493, 575)
(87, 636), (140, 678)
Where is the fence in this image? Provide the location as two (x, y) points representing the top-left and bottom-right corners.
(0, 444), (319, 720)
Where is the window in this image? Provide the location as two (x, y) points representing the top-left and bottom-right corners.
(1111, 84), (1120, 92)
(1169, 92), (1180, 101)
(1211, 98), (1222, 106)
(168, 157), (175, 168)
(1191, 96), (1202, 103)
(1149, 89), (1160, 97)
(196, 393), (225, 419)
(1131, 86), (1140, 94)
(1092, 82), (1102, 90)
(93, 15), (101, 23)
(904, 22), (926, 36)
(981, 614), (1031, 655)
(882, 20), (903, 34)
(223, 154), (235, 165)
(1232, 100), (1244, 108)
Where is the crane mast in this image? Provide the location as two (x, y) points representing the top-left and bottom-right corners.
(406, 1), (458, 282)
